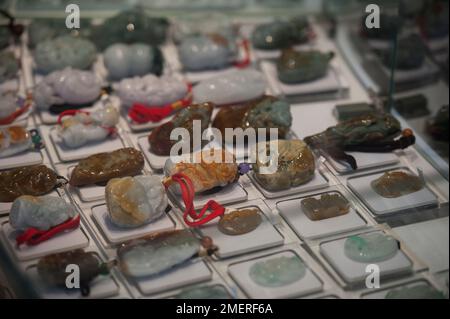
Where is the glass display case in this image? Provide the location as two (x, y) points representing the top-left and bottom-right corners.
(0, 0), (448, 300)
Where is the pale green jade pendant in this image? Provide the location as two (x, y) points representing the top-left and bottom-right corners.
(344, 233), (399, 263)
(249, 255), (306, 288)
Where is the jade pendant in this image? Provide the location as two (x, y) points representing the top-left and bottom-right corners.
(301, 193), (350, 221)
(344, 233), (399, 263)
(371, 171), (424, 198)
(218, 208), (262, 236)
(249, 255), (306, 288)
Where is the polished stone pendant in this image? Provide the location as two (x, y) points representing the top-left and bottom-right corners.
(105, 176), (168, 228)
(164, 149), (239, 194)
(385, 284), (445, 299)
(371, 171), (424, 198)
(0, 165), (59, 202)
(344, 233), (399, 263)
(0, 126), (32, 158)
(218, 208), (262, 236)
(117, 230), (215, 278)
(58, 105), (119, 149)
(69, 148), (144, 187)
(301, 193), (350, 221)
(212, 95), (292, 141)
(10, 195), (77, 231)
(277, 49), (334, 84)
(253, 139), (316, 191)
(178, 34), (237, 71)
(103, 43), (164, 81)
(192, 69), (266, 106)
(37, 249), (108, 296)
(33, 68), (102, 112)
(113, 74), (188, 109)
(89, 9), (169, 50)
(251, 17), (310, 50)
(34, 36), (97, 74)
(304, 113), (415, 170)
(174, 285), (230, 299)
(148, 102), (213, 156)
(249, 255), (306, 288)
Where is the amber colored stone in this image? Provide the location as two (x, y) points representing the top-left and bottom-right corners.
(148, 102), (213, 156)
(218, 208), (262, 235)
(301, 193), (350, 221)
(0, 126), (29, 147)
(69, 148), (144, 187)
(212, 95), (292, 141)
(371, 171), (424, 198)
(0, 165), (58, 202)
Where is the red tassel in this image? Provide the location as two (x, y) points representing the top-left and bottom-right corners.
(164, 173), (225, 227)
(128, 83), (193, 124)
(16, 215), (81, 246)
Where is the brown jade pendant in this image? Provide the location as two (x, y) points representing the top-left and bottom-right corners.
(218, 208), (262, 236)
(301, 193), (350, 221)
(69, 148), (144, 187)
(371, 171), (424, 198)
(0, 165), (59, 202)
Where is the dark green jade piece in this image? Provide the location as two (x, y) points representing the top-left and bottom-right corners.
(277, 49), (334, 84)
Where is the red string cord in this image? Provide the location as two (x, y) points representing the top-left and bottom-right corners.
(233, 39), (251, 69)
(128, 83), (193, 124)
(16, 215), (81, 246)
(164, 173), (225, 227)
(0, 101), (31, 125)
